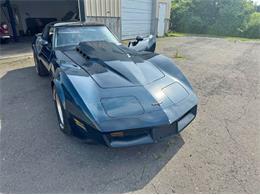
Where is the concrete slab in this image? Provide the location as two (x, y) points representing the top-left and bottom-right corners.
(0, 37), (33, 59)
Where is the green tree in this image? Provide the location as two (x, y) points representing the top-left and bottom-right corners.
(209, 0), (255, 36)
(170, 0), (258, 38)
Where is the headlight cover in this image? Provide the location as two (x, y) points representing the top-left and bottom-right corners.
(101, 96), (144, 118)
(162, 82), (189, 104)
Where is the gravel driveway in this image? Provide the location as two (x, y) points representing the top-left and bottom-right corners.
(0, 36), (259, 193)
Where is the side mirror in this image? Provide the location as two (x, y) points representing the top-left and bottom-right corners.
(40, 39), (48, 46)
(136, 36), (143, 42)
(128, 35), (156, 52)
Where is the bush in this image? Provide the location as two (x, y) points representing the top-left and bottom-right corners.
(244, 13), (260, 38)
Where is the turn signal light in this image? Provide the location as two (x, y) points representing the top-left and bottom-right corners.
(110, 131), (124, 137)
(74, 118), (86, 130)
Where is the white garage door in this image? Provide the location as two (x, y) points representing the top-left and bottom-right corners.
(121, 0), (153, 39)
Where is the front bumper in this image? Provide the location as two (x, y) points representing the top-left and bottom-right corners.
(103, 105), (197, 147)
(0, 35), (10, 39)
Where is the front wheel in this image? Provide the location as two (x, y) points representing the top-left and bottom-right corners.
(52, 87), (73, 136)
(33, 53), (49, 76)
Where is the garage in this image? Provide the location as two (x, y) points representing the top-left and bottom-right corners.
(0, 0), (171, 58)
(121, 0), (154, 39)
(0, 0), (83, 41)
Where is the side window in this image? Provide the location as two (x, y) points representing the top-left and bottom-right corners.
(48, 27), (54, 45)
(42, 25), (53, 47)
(42, 26), (49, 40)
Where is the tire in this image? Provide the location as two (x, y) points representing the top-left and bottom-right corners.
(52, 87), (73, 136)
(33, 53), (49, 76)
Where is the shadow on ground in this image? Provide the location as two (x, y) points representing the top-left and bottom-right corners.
(0, 66), (184, 193)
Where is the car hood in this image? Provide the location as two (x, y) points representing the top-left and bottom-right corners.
(62, 41), (165, 88)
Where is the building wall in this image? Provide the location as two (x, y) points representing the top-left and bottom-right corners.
(84, 0), (121, 39)
(83, 0), (171, 39)
(121, 0), (154, 39)
(85, 0), (120, 17)
(85, 0), (171, 19)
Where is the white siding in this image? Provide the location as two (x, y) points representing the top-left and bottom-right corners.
(121, 0), (153, 39)
(85, 0), (120, 17)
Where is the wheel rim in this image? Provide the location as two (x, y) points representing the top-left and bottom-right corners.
(55, 93), (64, 129)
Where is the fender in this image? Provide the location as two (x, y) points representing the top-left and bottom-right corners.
(53, 69), (101, 131)
(53, 78), (66, 109)
(149, 55), (193, 90)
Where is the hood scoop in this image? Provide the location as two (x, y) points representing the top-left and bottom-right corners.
(76, 41), (132, 62)
(71, 41), (165, 88)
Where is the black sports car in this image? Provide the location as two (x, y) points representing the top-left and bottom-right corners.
(32, 22), (198, 148)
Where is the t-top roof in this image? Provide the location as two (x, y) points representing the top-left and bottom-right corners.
(53, 21), (105, 27)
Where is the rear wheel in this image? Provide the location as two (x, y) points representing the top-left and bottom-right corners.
(33, 53), (49, 76)
(52, 87), (73, 136)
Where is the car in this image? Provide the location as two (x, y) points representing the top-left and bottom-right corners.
(0, 22), (11, 44)
(32, 21), (198, 148)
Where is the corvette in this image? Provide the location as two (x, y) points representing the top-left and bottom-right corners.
(32, 22), (198, 148)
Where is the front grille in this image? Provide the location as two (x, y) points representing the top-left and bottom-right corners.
(107, 128), (151, 141)
(103, 128), (153, 147)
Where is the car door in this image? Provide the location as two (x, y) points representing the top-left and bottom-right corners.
(40, 26), (54, 70)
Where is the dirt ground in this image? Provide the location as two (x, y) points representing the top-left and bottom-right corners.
(0, 36), (260, 193)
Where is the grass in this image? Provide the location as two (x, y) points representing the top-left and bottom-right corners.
(165, 32), (189, 37)
(224, 36), (260, 42)
(165, 32), (260, 42)
(173, 49), (187, 60)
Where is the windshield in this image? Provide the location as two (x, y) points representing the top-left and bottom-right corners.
(55, 26), (119, 47)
